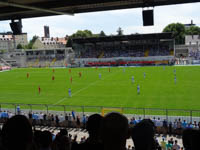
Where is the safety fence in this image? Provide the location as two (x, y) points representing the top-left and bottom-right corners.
(0, 103), (200, 123)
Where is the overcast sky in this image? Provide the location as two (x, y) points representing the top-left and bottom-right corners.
(0, 2), (200, 40)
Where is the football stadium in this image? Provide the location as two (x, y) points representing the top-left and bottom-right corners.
(0, 0), (200, 150)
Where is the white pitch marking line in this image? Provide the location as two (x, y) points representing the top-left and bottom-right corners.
(53, 71), (117, 105)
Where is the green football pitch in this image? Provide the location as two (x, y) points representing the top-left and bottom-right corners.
(0, 66), (200, 113)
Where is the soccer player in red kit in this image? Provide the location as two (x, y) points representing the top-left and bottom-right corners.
(70, 76), (72, 83)
(69, 69), (71, 73)
(52, 75), (55, 81)
(79, 72), (82, 78)
(27, 73), (29, 79)
(38, 86), (41, 94)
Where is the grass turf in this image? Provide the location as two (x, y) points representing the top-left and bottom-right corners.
(0, 66), (200, 115)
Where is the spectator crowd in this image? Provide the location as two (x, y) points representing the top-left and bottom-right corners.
(0, 110), (200, 150)
(78, 47), (171, 59)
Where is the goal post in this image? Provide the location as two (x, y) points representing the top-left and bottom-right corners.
(101, 108), (123, 116)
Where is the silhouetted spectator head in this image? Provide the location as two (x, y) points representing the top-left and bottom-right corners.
(101, 112), (129, 150)
(131, 119), (156, 150)
(52, 133), (71, 150)
(40, 130), (52, 149)
(182, 129), (193, 150)
(86, 114), (103, 138)
(59, 129), (68, 136)
(33, 130), (42, 149)
(183, 129), (200, 150)
(1, 115), (33, 150)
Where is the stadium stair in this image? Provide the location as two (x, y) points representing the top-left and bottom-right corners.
(170, 50), (174, 56)
(98, 51), (104, 58)
(144, 50), (149, 57)
(0, 58), (11, 67)
(35, 58), (40, 66)
(51, 58), (57, 66)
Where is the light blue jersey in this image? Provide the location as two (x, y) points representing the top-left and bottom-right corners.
(137, 85), (140, 94)
(17, 105), (20, 114)
(144, 72), (146, 79)
(99, 73), (101, 79)
(68, 88), (71, 97)
(174, 76), (176, 84)
(123, 68), (125, 73)
(174, 69), (176, 74)
(132, 76), (134, 83)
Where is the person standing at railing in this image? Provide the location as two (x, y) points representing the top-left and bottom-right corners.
(17, 105), (20, 115)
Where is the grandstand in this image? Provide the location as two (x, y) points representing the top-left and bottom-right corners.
(73, 33), (175, 67)
(0, 48), (74, 68)
(25, 48), (74, 68)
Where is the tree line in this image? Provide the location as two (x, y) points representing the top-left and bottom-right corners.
(19, 23), (200, 49)
(68, 24), (200, 46)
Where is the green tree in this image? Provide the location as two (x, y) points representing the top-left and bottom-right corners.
(186, 26), (200, 35)
(163, 23), (186, 44)
(99, 31), (106, 37)
(16, 44), (23, 49)
(66, 38), (72, 47)
(71, 30), (93, 38)
(117, 27), (123, 36)
(27, 35), (38, 49)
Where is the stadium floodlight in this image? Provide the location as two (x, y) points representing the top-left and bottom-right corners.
(0, 1), (74, 16)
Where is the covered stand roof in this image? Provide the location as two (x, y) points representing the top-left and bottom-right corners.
(72, 33), (173, 44)
(0, 0), (199, 21)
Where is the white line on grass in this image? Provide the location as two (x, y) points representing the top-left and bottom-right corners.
(52, 71), (118, 105)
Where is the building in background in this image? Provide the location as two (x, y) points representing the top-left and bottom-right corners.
(0, 32), (28, 51)
(32, 26), (67, 49)
(185, 35), (200, 47)
(44, 25), (50, 38)
(184, 20), (196, 29)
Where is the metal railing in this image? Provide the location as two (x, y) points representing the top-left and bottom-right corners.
(0, 102), (200, 123)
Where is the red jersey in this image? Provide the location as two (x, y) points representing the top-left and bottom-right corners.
(38, 86), (41, 94)
(70, 77), (72, 83)
(52, 76), (55, 81)
(27, 73), (29, 78)
(79, 72), (82, 77)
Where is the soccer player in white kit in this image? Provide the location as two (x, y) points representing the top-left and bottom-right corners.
(68, 88), (72, 97)
(137, 84), (140, 94)
(99, 73), (101, 79)
(132, 76), (134, 84)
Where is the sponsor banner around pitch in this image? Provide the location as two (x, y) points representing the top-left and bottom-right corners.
(0, 66), (11, 71)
